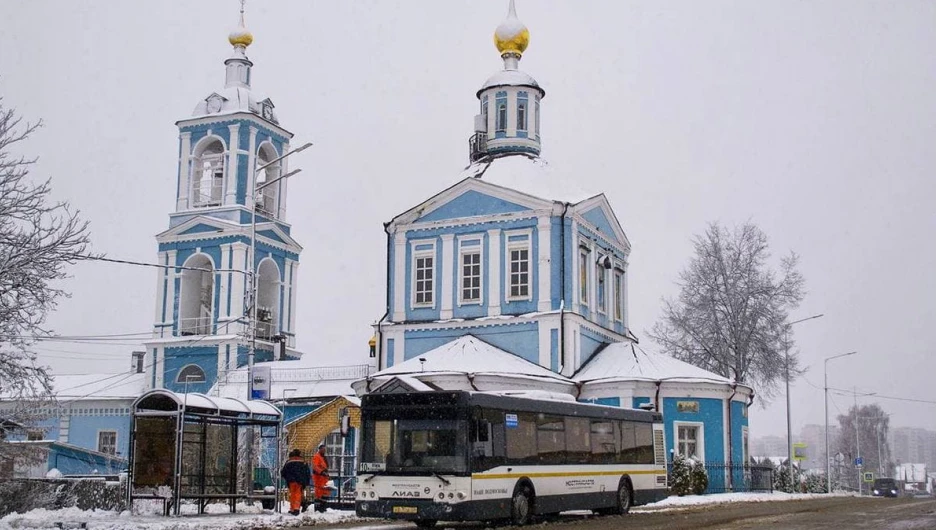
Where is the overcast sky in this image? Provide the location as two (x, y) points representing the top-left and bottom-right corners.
(2, 0), (934, 437)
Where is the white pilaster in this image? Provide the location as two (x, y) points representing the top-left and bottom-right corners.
(289, 262), (298, 346)
(229, 242), (248, 335)
(570, 220), (580, 313)
(506, 89), (517, 137)
(247, 127), (258, 207)
(163, 250), (178, 325)
(225, 124), (240, 205)
(623, 264), (630, 331)
(392, 231), (407, 321)
(538, 318), (551, 369)
(155, 347), (165, 388)
(278, 142), (289, 220)
(218, 244), (232, 319)
(440, 234), (455, 320)
(154, 251), (167, 326)
(536, 216), (551, 312)
(487, 228), (501, 316)
(176, 132), (192, 210)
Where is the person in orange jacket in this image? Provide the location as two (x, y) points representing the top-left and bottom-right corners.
(280, 448), (311, 516)
(312, 443), (330, 512)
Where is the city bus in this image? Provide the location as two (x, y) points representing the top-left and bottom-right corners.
(355, 390), (668, 527)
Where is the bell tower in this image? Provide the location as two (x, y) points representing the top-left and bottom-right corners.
(144, 4), (304, 394)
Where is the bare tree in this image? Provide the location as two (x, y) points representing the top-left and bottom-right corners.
(834, 403), (891, 490)
(649, 222), (805, 398)
(0, 99), (93, 466)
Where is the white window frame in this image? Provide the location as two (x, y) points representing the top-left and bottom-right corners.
(596, 261), (607, 314)
(517, 100), (528, 131)
(504, 230), (532, 302)
(613, 269), (624, 322)
(97, 430), (117, 455)
(578, 245), (590, 307)
(497, 102), (507, 132)
(458, 237), (483, 305)
(191, 143), (225, 208)
(176, 363), (206, 384)
(410, 239), (436, 309)
(674, 421), (705, 462)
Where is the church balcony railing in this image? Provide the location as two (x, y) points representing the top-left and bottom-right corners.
(255, 189), (276, 217)
(254, 320), (277, 341)
(192, 183), (223, 207)
(469, 132), (488, 162)
(177, 316), (212, 336)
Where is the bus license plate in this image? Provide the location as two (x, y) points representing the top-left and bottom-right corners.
(393, 506), (418, 514)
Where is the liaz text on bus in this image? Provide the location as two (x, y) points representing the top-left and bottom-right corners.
(355, 391), (668, 527)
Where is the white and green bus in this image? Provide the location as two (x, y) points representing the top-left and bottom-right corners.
(355, 390), (668, 527)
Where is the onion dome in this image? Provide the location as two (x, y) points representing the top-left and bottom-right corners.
(228, 3), (253, 48)
(494, 0), (529, 58)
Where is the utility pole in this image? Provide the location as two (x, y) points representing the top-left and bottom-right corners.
(855, 387), (861, 496)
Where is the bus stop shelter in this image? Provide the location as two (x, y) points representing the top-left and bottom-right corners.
(127, 389), (282, 515)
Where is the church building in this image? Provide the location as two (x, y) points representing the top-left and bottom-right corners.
(144, 9), (304, 396)
(363, 1), (754, 487)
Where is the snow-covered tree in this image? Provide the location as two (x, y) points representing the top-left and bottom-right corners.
(834, 403), (891, 491)
(649, 222), (805, 399)
(0, 100), (92, 469)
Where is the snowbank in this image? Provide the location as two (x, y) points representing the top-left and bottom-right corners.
(634, 491), (856, 512)
(0, 503), (364, 530)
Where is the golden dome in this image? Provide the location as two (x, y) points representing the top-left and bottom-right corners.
(494, 0), (529, 57)
(228, 3), (253, 48)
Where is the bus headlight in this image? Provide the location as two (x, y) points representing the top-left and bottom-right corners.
(438, 492), (445, 499)
(360, 502), (368, 511)
(456, 491), (466, 499)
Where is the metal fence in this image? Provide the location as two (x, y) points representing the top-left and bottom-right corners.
(668, 462), (774, 494)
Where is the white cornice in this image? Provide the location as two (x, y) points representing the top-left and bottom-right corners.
(176, 112), (294, 140)
(156, 216), (303, 254)
(571, 195), (631, 253)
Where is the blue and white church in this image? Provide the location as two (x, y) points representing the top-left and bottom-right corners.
(144, 10), (303, 395)
(358, 1), (754, 487)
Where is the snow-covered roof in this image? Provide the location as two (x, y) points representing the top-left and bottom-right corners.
(50, 372), (148, 401)
(134, 389), (281, 418)
(210, 361), (370, 401)
(190, 86), (279, 125)
(478, 69), (543, 95)
(573, 342), (751, 389)
(462, 154), (600, 205)
(372, 335), (569, 382)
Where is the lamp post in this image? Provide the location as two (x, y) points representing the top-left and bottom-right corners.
(247, 142), (311, 400)
(784, 313), (824, 487)
(824, 351), (857, 493)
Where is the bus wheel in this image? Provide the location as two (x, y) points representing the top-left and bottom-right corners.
(510, 484), (534, 526)
(415, 520), (437, 528)
(615, 478), (633, 515)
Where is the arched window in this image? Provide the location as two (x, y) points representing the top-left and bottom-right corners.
(177, 364), (206, 384)
(496, 103), (507, 132)
(178, 254), (214, 336)
(517, 102), (527, 131)
(191, 139), (225, 207)
(255, 143), (280, 216)
(255, 258), (280, 340)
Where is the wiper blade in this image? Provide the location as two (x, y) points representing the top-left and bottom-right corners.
(433, 473), (451, 486)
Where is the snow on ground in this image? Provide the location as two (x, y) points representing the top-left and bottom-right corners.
(0, 503), (364, 530)
(633, 491), (857, 512)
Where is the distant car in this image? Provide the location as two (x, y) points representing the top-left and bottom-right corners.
(871, 478), (899, 497)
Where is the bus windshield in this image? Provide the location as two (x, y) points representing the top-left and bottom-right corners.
(362, 417), (468, 475)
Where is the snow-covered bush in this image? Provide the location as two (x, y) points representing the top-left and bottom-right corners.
(671, 454), (709, 496)
(804, 473), (827, 493)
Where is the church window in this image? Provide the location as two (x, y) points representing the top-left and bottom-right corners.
(614, 270), (624, 322)
(97, 431), (117, 455)
(496, 103), (507, 132)
(597, 263), (606, 313)
(177, 254), (214, 336)
(579, 249), (589, 306)
(506, 234), (530, 300)
(256, 258), (281, 340)
(177, 364), (207, 384)
(517, 92), (528, 131)
(412, 243), (435, 307)
(481, 95), (489, 126)
(535, 97), (541, 138)
(191, 139), (225, 207)
(459, 239), (482, 304)
(675, 422), (704, 461)
(255, 143), (280, 217)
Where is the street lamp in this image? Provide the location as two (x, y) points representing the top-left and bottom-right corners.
(784, 313), (824, 486)
(824, 351), (857, 493)
(247, 142), (312, 399)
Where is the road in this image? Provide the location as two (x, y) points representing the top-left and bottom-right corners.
(307, 496), (936, 530)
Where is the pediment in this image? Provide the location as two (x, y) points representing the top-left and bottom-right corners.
(573, 195), (630, 251)
(157, 215), (303, 252)
(392, 177), (552, 229)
